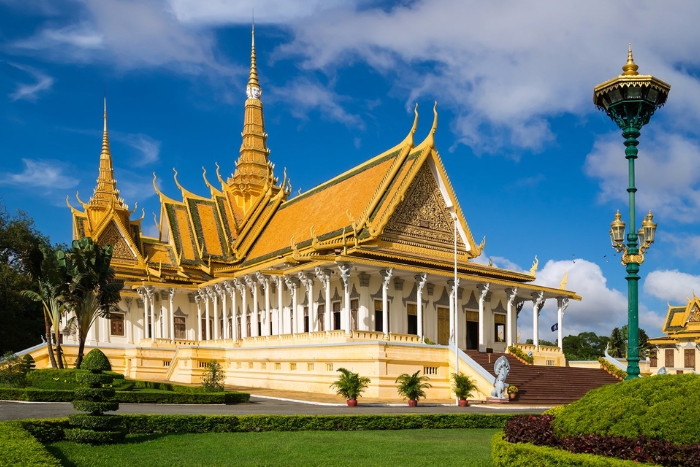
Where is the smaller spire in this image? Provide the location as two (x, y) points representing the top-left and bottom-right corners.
(246, 23), (262, 99)
(622, 43), (639, 76)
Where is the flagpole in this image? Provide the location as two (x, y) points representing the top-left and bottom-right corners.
(453, 214), (459, 406)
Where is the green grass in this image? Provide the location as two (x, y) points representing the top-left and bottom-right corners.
(48, 429), (499, 467)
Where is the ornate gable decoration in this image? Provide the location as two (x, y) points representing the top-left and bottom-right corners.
(97, 221), (138, 265)
(689, 304), (700, 323)
(381, 163), (465, 252)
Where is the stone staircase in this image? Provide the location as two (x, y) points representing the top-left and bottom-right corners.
(463, 350), (620, 405)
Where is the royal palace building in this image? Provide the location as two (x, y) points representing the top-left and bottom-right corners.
(46, 29), (580, 400)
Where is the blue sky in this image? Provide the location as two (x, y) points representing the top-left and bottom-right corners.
(2, 0), (700, 341)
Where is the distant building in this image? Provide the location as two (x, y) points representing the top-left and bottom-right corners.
(648, 295), (700, 375)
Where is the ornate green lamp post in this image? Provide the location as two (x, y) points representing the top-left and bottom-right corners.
(594, 45), (670, 379)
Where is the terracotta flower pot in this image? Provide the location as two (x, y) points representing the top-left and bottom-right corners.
(347, 399), (358, 407)
(509, 392), (516, 400)
(458, 399), (468, 407)
(408, 400), (418, 407)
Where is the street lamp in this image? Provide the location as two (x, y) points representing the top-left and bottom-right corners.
(594, 45), (670, 379)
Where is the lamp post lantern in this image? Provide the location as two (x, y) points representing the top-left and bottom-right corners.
(594, 45), (669, 379)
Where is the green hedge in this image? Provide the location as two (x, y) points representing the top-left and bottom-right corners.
(0, 387), (249, 404)
(598, 357), (627, 379)
(0, 421), (62, 467)
(551, 373), (700, 445)
(491, 432), (656, 466)
(130, 380), (206, 393)
(20, 413), (514, 444)
(508, 346), (534, 364)
(0, 387), (75, 402)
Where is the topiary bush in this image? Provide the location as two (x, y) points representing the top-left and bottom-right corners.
(80, 349), (111, 372)
(551, 373), (700, 445)
(65, 350), (123, 444)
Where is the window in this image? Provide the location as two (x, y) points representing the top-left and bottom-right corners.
(174, 317), (186, 340)
(374, 299), (390, 333)
(407, 303), (417, 335)
(494, 314), (506, 342)
(303, 306), (309, 332)
(110, 313), (124, 336)
(351, 299), (359, 330)
(333, 301), (341, 330)
(317, 304), (325, 332)
(685, 349), (695, 370)
(649, 351), (657, 368)
(665, 349), (675, 368)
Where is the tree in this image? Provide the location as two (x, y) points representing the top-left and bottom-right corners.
(562, 332), (610, 361)
(0, 204), (50, 355)
(525, 339), (556, 347)
(619, 325), (651, 358)
(609, 327), (625, 358)
(59, 238), (123, 368)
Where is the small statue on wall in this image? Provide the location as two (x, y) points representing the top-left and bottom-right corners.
(491, 355), (511, 399)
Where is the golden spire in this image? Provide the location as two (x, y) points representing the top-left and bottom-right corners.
(89, 97), (127, 211)
(229, 23), (274, 209)
(621, 43), (639, 76)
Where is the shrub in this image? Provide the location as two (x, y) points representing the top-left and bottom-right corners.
(492, 432), (654, 467)
(551, 373), (700, 445)
(81, 349), (111, 372)
(201, 360), (225, 392)
(598, 357), (628, 379)
(0, 351), (29, 388)
(0, 421), (62, 467)
(507, 385), (519, 395)
(330, 368), (371, 400)
(0, 387), (75, 402)
(113, 391), (249, 404)
(507, 346), (533, 364)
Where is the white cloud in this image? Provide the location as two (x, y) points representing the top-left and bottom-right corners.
(663, 233), (700, 261)
(470, 251), (525, 273)
(270, 78), (364, 128)
(113, 132), (162, 166)
(644, 270), (700, 303)
(7, 63), (54, 101)
(169, 0), (349, 25)
(585, 129), (700, 223)
(114, 173), (157, 205)
(0, 159), (78, 189)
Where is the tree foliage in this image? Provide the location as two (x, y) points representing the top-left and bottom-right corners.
(0, 204), (50, 355)
(562, 332), (610, 361)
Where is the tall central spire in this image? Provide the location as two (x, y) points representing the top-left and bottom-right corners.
(229, 24), (274, 209)
(90, 97), (127, 210)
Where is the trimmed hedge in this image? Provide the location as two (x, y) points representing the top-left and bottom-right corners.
(508, 346), (534, 364)
(598, 357), (627, 380)
(551, 373), (700, 445)
(20, 413), (515, 443)
(68, 414), (122, 431)
(491, 432), (655, 466)
(72, 400), (120, 414)
(63, 427), (125, 444)
(0, 387), (75, 402)
(0, 421), (62, 467)
(26, 369), (124, 390)
(113, 391), (250, 404)
(81, 349), (111, 372)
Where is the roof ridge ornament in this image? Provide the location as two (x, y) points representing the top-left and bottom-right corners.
(621, 43), (639, 76)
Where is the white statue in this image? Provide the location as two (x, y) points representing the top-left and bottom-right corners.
(491, 355), (510, 399)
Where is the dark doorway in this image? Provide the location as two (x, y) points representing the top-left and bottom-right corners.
(375, 310), (383, 333)
(466, 320), (478, 350)
(304, 315), (309, 333)
(407, 315), (417, 335)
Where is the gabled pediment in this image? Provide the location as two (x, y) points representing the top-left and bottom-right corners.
(95, 219), (141, 265)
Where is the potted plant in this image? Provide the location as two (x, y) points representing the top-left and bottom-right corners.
(330, 367), (370, 406)
(451, 372), (476, 407)
(395, 370), (432, 406)
(507, 385), (519, 400)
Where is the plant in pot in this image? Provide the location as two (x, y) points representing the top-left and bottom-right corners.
(451, 372), (476, 407)
(330, 367), (370, 406)
(507, 385), (518, 400)
(395, 370), (432, 407)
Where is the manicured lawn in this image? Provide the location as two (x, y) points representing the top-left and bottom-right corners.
(48, 428), (498, 467)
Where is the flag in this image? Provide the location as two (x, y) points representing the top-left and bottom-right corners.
(551, 323), (558, 332)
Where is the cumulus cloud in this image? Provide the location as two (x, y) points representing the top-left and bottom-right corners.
(0, 159), (79, 190)
(585, 129), (700, 223)
(7, 63), (54, 101)
(644, 270), (700, 303)
(663, 233), (700, 261)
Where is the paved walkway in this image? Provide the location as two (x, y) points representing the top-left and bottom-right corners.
(0, 384), (548, 421)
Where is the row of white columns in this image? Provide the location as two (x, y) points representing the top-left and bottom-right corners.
(136, 286), (176, 342)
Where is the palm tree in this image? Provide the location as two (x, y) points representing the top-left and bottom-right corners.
(59, 238), (122, 368)
(22, 281), (66, 368)
(395, 370), (432, 404)
(330, 368), (371, 401)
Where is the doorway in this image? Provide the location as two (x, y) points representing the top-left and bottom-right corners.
(437, 307), (449, 345)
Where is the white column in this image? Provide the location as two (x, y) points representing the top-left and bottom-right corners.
(315, 267), (331, 333)
(476, 283), (490, 351)
(257, 272), (270, 337)
(416, 273), (427, 342)
(227, 281), (238, 341)
(380, 268), (393, 337)
(244, 276), (258, 337)
(339, 263), (351, 334)
(146, 286), (155, 340)
(532, 291), (545, 349)
(448, 280), (457, 346)
(506, 287), (518, 347)
(298, 272), (314, 333)
(125, 298), (133, 344)
(137, 288), (147, 341)
(285, 277), (299, 334)
(214, 285), (224, 340)
(204, 288), (212, 341)
(556, 297), (569, 351)
(195, 295), (202, 341)
(275, 277), (284, 335)
(168, 289), (175, 342)
(236, 279), (247, 339)
(222, 282), (230, 339)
